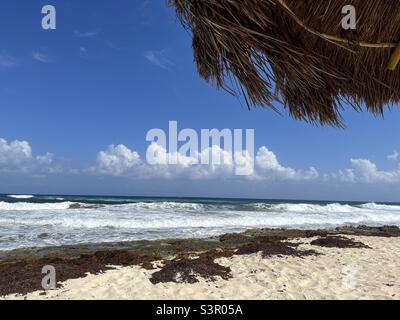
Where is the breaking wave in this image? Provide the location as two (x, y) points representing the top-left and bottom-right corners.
(7, 195), (34, 199)
(0, 201), (92, 211)
(0, 196), (400, 251)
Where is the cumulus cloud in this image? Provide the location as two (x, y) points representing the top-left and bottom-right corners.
(144, 143), (241, 179)
(255, 147), (319, 181)
(328, 158), (400, 184)
(88, 143), (233, 179)
(0, 138), (61, 175)
(94, 144), (142, 176)
(0, 138), (32, 168)
(6, 135), (400, 186)
(92, 144), (400, 185)
(90, 142), (319, 181)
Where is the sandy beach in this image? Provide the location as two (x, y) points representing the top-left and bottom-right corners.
(3, 0), (400, 306)
(1, 227), (399, 300)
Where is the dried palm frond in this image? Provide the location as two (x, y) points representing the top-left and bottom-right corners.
(169, 0), (400, 127)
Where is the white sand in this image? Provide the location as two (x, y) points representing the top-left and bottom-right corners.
(2, 235), (400, 300)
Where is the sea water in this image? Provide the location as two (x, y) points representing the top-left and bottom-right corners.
(1, 194), (400, 251)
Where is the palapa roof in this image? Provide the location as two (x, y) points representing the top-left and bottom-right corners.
(169, 0), (400, 127)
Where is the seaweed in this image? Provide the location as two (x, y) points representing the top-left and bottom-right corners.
(235, 237), (319, 258)
(0, 251), (160, 296)
(1, 225), (397, 294)
(310, 236), (371, 249)
(150, 254), (232, 285)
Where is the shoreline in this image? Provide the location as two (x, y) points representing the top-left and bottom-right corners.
(1, 225), (400, 299)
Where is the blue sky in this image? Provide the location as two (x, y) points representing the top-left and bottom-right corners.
(1, 0), (400, 201)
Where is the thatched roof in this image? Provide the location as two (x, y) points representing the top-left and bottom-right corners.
(169, 0), (400, 127)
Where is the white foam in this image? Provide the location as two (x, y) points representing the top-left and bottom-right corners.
(0, 201), (75, 211)
(7, 195), (34, 199)
(0, 200), (202, 212)
(111, 201), (204, 211)
(250, 202), (374, 214)
(360, 202), (400, 211)
(3, 202), (400, 229)
(1, 200), (400, 251)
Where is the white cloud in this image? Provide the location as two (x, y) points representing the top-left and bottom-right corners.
(32, 51), (51, 63)
(0, 138), (61, 175)
(89, 143), (232, 179)
(329, 158), (400, 184)
(6, 136), (400, 187)
(94, 144), (142, 176)
(143, 50), (173, 69)
(90, 143), (318, 181)
(144, 143), (239, 180)
(0, 138), (32, 169)
(255, 146), (319, 181)
(388, 150), (399, 161)
(91, 144), (400, 185)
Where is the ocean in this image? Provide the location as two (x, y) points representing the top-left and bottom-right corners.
(1, 194), (400, 251)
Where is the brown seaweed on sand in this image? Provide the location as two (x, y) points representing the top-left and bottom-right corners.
(0, 251), (159, 296)
(150, 238), (319, 284)
(1, 226), (398, 294)
(235, 237), (319, 258)
(310, 236), (371, 248)
(150, 249), (234, 284)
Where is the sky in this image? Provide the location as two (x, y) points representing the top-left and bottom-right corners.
(1, 0), (400, 202)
